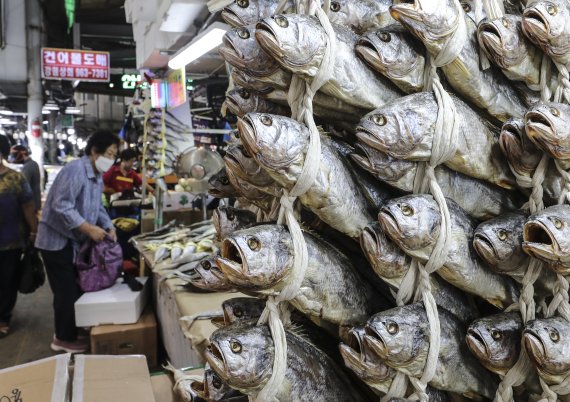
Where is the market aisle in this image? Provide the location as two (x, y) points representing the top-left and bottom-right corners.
(0, 282), (55, 369)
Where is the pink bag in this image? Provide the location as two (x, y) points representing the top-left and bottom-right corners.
(75, 238), (123, 292)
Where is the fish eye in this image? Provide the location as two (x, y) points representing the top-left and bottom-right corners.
(386, 321), (399, 335)
(236, 0), (249, 8)
(371, 114), (387, 126)
(212, 375), (223, 389)
(462, 3), (471, 12)
(330, 1), (341, 12)
(247, 236), (261, 251)
(547, 4), (558, 15)
(551, 217), (563, 229)
(201, 260), (212, 270)
(274, 15), (289, 28)
(379, 32), (391, 42)
(230, 340), (243, 353)
(497, 229), (508, 241)
(234, 307), (243, 317)
(227, 209), (235, 220)
(240, 89), (251, 99)
(234, 131), (241, 139)
(549, 328), (560, 343)
(399, 203), (414, 216)
(491, 329), (502, 340)
(260, 115), (273, 126)
(550, 107), (560, 117)
(501, 18), (510, 28)
(238, 28), (250, 39)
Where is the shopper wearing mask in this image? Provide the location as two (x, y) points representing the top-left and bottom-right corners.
(35, 130), (119, 353)
(0, 135), (38, 338)
(103, 148), (149, 194)
(9, 145), (42, 212)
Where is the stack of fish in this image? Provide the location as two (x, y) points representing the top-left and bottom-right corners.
(142, 109), (193, 178)
(146, 0), (570, 400)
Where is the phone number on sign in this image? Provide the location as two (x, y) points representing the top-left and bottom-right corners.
(43, 67), (108, 80)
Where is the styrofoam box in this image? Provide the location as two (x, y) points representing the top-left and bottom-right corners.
(74, 277), (149, 327)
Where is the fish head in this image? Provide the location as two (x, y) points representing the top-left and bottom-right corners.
(478, 15), (529, 70)
(364, 303), (429, 371)
(328, 0), (394, 32)
(256, 14), (328, 77)
(206, 323), (274, 391)
(209, 169), (240, 198)
(339, 326), (393, 385)
(360, 222), (410, 280)
(213, 206), (257, 240)
(220, 26), (280, 76)
(203, 369), (234, 400)
(224, 143), (259, 179)
(523, 205), (570, 273)
(351, 144), (416, 184)
(191, 258), (230, 291)
(356, 93), (435, 160)
(524, 317), (570, 378)
(378, 195), (441, 252)
(525, 102), (570, 159)
(390, 0), (464, 52)
(225, 87), (260, 118)
(238, 113), (309, 180)
(523, 0), (570, 62)
(222, 0), (266, 27)
(466, 312), (523, 376)
(500, 118), (542, 178)
(222, 297), (266, 325)
(189, 379), (206, 400)
(217, 224), (292, 289)
(231, 69), (276, 94)
(473, 211), (529, 273)
(356, 29), (423, 82)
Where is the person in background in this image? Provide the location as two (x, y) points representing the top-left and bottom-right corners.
(35, 130), (119, 353)
(0, 136), (38, 338)
(103, 148), (152, 195)
(10, 145), (42, 212)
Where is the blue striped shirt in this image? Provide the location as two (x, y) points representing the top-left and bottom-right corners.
(35, 155), (113, 251)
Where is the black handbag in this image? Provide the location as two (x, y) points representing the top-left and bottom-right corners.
(18, 247), (46, 294)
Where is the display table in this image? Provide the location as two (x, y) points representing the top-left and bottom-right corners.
(140, 250), (241, 368)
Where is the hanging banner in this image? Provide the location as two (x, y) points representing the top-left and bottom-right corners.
(41, 47), (110, 82)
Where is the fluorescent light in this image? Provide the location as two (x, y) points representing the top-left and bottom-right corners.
(0, 110), (13, 115)
(168, 22), (230, 70)
(67, 128), (75, 135)
(44, 102), (59, 111)
(42, 109), (50, 114)
(65, 107), (81, 114)
(0, 118), (16, 125)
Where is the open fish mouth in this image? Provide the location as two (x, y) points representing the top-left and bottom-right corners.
(216, 241), (251, 285)
(224, 154), (248, 181)
(255, 22), (284, 60)
(478, 23), (510, 65)
(525, 111), (554, 137)
(473, 233), (500, 266)
(210, 315), (227, 328)
(378, 208), (402, 242)
(363, 330), (388, 359)
(355, 38), (385, 72)
(522, 220), (561, 265)
(339, 343), (365, 372)
(356, 126), (387, 153)
(205, 342), (230, 382)
(523, 8), (549, 37)
(219, 36), (245, 68)
(466, 328), (490, 362)
(224, 97), (242, 116)
(360, 226), (380, 259)
(237, 116), (260, 156)
(389, 3), (421, 23)
(523, 329), (547, 369)
(221, 8), (245, 28)
(190, 380), (206, 399)
(350, 152), (375, 175)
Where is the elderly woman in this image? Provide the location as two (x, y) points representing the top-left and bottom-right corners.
(36, 130), (120, 353)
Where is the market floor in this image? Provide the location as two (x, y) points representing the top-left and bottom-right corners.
(0, 282), (56, 370)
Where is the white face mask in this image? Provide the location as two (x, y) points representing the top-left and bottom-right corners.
(95, 156), (115, 173)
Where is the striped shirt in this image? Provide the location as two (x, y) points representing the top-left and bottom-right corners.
(35, 155), (113, 251)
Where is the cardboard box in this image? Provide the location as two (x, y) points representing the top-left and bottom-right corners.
(0, 354), (71, 402)
(72, 355), (155, 402)
(74, 277), (149, 327)
(141, 210), (209, 233)
(160, 191), (197, 211)
(90, 307), (157, 367)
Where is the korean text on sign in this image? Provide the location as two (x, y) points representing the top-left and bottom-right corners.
(41, 48), (110, 82)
